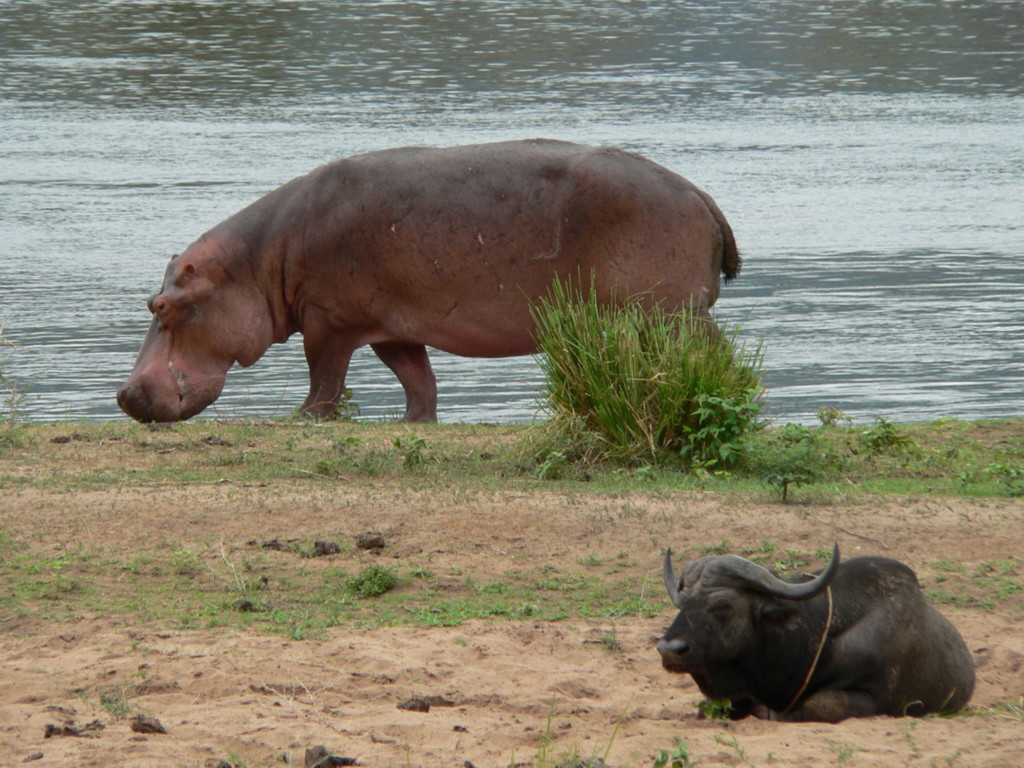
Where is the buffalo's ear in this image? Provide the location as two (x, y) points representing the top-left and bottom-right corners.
(762, 606), (803, 632)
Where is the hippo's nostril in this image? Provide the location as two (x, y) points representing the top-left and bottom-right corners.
(116, 383), (142, 418)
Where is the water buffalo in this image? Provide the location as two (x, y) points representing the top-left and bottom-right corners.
(117, 138), (738, 423)
(657, 544), (975, 722)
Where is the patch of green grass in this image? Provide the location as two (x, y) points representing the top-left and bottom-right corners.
(98, 686), (136, 720)
(697, 698), (735, 720)
(969, 697), (1024, 721)
(696, 540), (732, 556)
(926, 557), (1023, 612)
(1, 417), (1021, 501)
(829, 740), (857, 765)
(742, 423), (842, 502)
(530, 276), (764, 468)
(1, 418), (1022, 637)
(344, 564), (398, 598)
(652, 739), (695, 768)
(714, 733), (755, 768)
(3, 538), (668, 636)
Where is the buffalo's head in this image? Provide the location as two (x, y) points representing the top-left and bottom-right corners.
(656, 544), (839, 699)
(117, 240), (275, 422)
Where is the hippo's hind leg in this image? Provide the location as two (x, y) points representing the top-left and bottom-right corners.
(371, 342), (438, 422)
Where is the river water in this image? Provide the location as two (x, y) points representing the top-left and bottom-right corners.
(1, 1), (1022, 426)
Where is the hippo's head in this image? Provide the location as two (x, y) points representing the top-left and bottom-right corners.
(117, 239), (275, 422)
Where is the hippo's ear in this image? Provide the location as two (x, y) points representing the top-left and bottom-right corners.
(175, 262), (198, 284)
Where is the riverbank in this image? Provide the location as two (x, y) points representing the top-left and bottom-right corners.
(1, 419), (1021, 767)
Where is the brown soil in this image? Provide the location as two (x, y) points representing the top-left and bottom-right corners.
(1, 437), (1023, 767)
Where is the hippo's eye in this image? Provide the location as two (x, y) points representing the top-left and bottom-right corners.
(147, 294), (175, 327)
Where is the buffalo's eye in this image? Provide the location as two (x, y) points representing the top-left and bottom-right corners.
(709, 600), (733, 619)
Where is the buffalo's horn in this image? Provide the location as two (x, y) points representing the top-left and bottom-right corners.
(709, 542), (841, 600)
(663, 548), (684, 608)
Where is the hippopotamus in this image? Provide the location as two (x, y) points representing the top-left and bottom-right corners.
(117, 138), (739, 423)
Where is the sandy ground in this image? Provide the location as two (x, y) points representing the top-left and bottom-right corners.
(1, 465), (1023, 767)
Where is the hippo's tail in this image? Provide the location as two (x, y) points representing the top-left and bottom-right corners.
(696, 188), (741, 283)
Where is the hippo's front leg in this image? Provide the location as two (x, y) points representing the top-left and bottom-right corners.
(371, 342), (438, 422)
(300, 331), (355, 419)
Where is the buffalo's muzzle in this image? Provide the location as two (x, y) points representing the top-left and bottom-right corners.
(657, 637), (691, 673)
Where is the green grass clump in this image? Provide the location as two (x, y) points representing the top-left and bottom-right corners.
(345, 564), (399, 598)
(530, 279), (763, 467)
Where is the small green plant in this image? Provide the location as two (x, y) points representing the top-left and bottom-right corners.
(599, 626), (620, 652)
(983, 462), (1023, 497)
(218, 546), (271, 613)
(740, 541), (776, 564)
(715, 733), (754, 767)
(861, 417), (917, 456)
(98, 686), (135, 719)
(394, 435), (426, 469)
(744, 423), (840, 501)
(324, 388), (359, 421)
(829, 740), (856, 765)
(697, 540), (731, 556)
(697, 697), (734, 720)
(346, 564), (398, 598)
(773, 550), (811, 572)
(930, 747), (966, 767)
(537, 450), (567, 480)
(652, 738), (694, 768)
(898, 720), (920, 754)
(0, 324), (27, 428)
(817, 406), (851, 427)
(170, 549), (204, 577)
